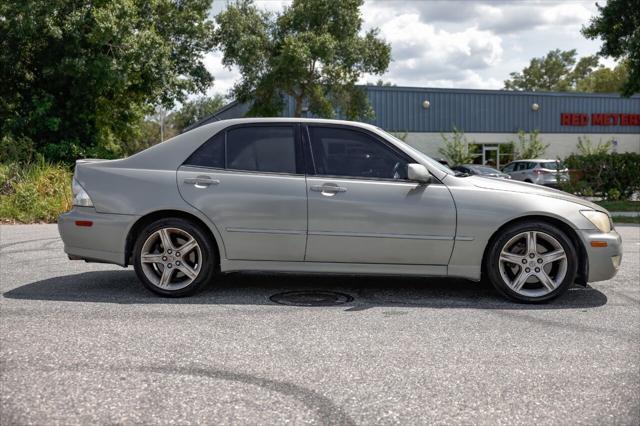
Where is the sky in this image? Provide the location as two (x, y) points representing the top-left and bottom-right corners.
(204, 0), (610, 98)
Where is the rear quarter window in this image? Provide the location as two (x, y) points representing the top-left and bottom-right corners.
(184, 132), (225, 169)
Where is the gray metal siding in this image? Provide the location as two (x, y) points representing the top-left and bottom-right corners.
(365, 86), (639, 134)
(197, 87), (640, 134)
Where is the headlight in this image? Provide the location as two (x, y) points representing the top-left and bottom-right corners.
(72, 177), (94, 207)
(580, 210), (611, 233)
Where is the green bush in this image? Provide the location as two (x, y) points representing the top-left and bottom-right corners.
(0, 134), (36, 163)
(438, 127), (478, 166)
(0, 160), (72, 223)
(511, 129), (549, 160)
(576, 136), (612, 155)
(563, 152), (640, 199)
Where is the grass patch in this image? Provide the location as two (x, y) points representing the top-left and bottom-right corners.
(612, 216), (640, 225)
(0, 160), (72, 223)
(595, 200), (640, 212)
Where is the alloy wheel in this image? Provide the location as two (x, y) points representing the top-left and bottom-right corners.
(140, 227), (202, 290)
(498, 230), (568, 298)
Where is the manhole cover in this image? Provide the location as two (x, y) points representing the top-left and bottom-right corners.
(270, 290), (354, 306)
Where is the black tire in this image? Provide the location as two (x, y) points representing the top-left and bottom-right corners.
(485, 221), (578, 303)
(133, 218), (216, 297)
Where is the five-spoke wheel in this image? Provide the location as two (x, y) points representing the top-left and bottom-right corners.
(140, 227), (202, 290)
(133, 218), (216, 297)
(486, 221), (578, 303)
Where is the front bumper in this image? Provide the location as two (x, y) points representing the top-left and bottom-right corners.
(578, 228), (623, 283)
(58, 207), (138, 266)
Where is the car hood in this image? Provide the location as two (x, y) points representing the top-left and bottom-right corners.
(467, 176), (604, 211)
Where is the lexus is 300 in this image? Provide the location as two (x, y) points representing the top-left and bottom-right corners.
(58, 118), (622, 302)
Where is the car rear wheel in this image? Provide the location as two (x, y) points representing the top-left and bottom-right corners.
(486, 221), (578, 303)
(133, 218), (216, 297)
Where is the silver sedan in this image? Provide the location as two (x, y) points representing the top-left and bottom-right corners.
(58, 118), (622, 303)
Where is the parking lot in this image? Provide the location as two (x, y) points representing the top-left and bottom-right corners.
(1, 224), (638, 425)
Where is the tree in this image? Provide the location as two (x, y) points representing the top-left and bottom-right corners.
(582, 0), (640, 96)
(438, 128), (478, 166)
(0, 0), (216, 163)
(214, 0), (391, 119)
(169, 95), (227, 134)
(511, 130), (549, 160)
(118, 120), (165, 157)
(504, 49), (599, 91)
(576, 61), (630, 93)
(367, 80), (396, 87)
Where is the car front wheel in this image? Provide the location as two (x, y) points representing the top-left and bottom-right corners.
(486, 221), (578, 303)
(133, 218), (216, 297)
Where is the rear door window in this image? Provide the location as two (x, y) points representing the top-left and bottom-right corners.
(226, 126), (298, 174)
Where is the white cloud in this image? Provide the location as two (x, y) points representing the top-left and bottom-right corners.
(359, 12), (503, 88)
(475, 2), (594, 34)
(203, 0), (604, 97)
(203, 51), (237, 98)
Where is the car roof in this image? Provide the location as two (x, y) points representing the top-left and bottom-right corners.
(200, 117), (380, 131)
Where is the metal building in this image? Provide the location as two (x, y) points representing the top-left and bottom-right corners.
(191, 86), (640, 168)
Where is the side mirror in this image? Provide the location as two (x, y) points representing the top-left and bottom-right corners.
(407, 163), (432, 184)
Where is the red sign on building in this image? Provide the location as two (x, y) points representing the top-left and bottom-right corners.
(561, 113), (640, 126)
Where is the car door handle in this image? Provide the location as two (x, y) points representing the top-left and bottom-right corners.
(184, 176), (219, 188)
(310, 184), (347, 194)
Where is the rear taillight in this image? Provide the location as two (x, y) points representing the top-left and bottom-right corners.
(533, 169), (550, 175)
(72, 177), (94, 207)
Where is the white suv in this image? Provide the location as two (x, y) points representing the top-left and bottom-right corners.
(502, 159), (570, 188)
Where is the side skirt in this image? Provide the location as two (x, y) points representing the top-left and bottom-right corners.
(220, 260), (447, 277)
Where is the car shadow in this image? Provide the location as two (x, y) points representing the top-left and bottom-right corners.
(2, 269), (607, 310)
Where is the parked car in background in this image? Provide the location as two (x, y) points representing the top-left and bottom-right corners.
(58, 118), (621, 303)
(501, 159), (570, 188)
(452, 164), (511, 179)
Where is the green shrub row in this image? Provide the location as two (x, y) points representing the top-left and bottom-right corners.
(562, 152), (640, 199)
(0, 160), (72, 223)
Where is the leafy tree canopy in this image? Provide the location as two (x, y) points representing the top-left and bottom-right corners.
(0, 0), (216, 163)
(582, 0), (640, 96)
(118, 95), (227, 156)
(170, 94), (227, 134)
(214, 0), (391, 119)
(503, 49), (600, 92)
(576, 61), (630, 93)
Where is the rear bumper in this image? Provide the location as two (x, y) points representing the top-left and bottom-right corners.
(535, 176), (570, 187)
(578, 228), (623, 283)
(58, 207), (138, 266)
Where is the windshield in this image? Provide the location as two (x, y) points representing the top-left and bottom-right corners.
(540, 161), (566, 170)
(382, 130), (455, 175)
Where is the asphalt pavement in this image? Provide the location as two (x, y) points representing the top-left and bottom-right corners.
(1, 224), (639, 425)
